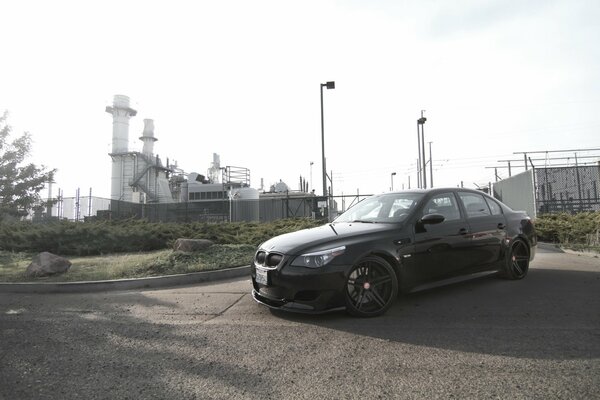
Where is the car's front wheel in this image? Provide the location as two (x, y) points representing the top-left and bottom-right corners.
(344, 255), (398, 317)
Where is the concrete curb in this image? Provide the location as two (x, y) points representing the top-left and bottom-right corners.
(0, 265), (251, 294)
(537, 242), (564, 253)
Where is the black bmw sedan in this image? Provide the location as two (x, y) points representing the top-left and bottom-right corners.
(251, 188), (536, 317)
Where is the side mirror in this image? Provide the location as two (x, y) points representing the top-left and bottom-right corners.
(420, 213), (445, 225)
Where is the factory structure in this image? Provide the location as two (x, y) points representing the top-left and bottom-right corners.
(40, 94), (598, 223)
(106, 95), (175, 204)
(100, 95), (325, 222)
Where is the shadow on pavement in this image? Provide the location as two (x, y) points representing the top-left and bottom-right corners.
(271, 267), (600, 361)
(0, 290), (276, 400)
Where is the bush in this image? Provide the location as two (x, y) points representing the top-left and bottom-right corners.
(535, 212), (600, 246)
(3, 214), (599, 255)
(0, 218), (323, 256)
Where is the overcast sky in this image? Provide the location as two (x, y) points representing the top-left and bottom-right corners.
(1, 0), (598, 199)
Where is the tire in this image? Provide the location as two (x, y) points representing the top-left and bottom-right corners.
(344, 255), (398, 317)
(501, 239), (530, 280)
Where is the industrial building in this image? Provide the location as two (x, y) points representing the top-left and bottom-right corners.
(99, 94), (321, 222)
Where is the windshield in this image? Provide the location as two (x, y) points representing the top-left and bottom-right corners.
(334, 192), (424, 223)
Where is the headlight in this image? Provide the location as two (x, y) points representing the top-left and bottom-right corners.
(290, 246), (346, 268)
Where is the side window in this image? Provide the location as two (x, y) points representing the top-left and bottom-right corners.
(459, 192), (491, 218)
(422, 193), (461, 221)
(485, 197), (503, 215)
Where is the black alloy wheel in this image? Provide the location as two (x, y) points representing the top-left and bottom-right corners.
(503, 239), (530, 280)
(344, 255), (398, 317)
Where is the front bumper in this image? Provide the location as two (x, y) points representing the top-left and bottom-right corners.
(251, 289), (345, 314)
(251, 262), (349, 314)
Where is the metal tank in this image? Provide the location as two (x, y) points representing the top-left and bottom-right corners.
(230, 187), (259, 222)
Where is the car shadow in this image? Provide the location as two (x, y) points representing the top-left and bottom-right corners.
(269, 267), (600, 361)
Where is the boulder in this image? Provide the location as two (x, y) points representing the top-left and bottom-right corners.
(173, 238), (214, 252)
(26, 252), (72, 277)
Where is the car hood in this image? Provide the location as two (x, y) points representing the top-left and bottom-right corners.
(260, 222), (398, 255)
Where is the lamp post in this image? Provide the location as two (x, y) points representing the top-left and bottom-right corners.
(320, 81), (335, 200)
(416, 125), (421, 188)
(391, 172), (397, 191)
(417, 111), (427, 189)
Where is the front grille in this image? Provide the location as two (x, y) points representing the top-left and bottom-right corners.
(255, 250), (284, 269)
(267, 253), (283, 267)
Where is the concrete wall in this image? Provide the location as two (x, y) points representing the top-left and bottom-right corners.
(493, 170), (536, 218)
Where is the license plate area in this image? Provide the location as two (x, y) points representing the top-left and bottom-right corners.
(255, 268), (268, 285)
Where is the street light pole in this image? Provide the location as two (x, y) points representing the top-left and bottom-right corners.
(391, 172), (396, 191)
(416, 123), (421, 188)
(418, 111), (427, 189)
(320, 81), (335, 199)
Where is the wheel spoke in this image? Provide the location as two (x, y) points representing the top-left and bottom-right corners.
(370, 275), (392, 286)
(369, 288), (386, 308)
(355, 289), (365, 310)
(512, 261), (523, 275)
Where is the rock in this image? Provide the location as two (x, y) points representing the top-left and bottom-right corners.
(173, 238), (214, 252)
(26, 252), (72, 277)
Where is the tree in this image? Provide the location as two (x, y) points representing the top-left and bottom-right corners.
(0, 111), (56, 221)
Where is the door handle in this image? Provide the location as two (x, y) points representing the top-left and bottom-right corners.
(497, 223), (506, 230)
(458, 228), (469, 235)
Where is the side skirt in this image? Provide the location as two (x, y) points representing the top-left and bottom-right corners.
(406, 270), (499, 294)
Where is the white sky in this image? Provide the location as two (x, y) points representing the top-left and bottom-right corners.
(1, 0), (599, 199)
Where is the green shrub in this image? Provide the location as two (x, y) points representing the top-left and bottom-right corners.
(0, 218), (322, 255)
(535, 212), (600, 245)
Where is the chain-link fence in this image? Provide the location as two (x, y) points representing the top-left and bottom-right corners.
(44, 192), (375, 223)
(535, 165), (600, 213)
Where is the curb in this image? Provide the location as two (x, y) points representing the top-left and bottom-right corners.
(537, 242), (564, 253)
(0, 265), (251, 294)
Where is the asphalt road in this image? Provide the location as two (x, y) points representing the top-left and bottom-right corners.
(1, 248), (598, 400)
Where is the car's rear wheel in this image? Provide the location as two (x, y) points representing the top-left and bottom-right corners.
(502, 239), (530, 280)
(344, 255), (398, 317)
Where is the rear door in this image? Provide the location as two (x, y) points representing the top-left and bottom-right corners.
(457, 191), (507, 272)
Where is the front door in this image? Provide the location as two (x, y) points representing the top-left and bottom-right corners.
(410, 192), (472, 283)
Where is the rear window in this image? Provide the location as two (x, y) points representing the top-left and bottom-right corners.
(485, 197), (503, 215)
(459, 192), (491, 218)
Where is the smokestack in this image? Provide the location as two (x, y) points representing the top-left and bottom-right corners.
(106, 94), (137, 200)
(106, 95), (137, 153)
(140, 119), (157, 156)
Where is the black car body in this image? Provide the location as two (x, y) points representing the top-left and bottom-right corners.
(251, 188), (536, 317)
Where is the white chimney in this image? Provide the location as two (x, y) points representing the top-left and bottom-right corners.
(106, 94), (137, 200)
(106, 95), (137, 153)
(140, 119), (157, 156)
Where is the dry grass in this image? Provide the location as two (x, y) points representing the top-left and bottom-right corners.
(0, 244), (255, 283)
